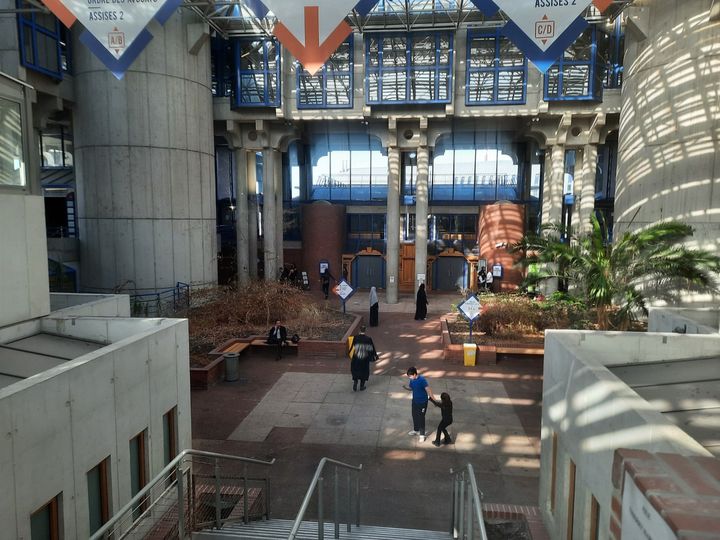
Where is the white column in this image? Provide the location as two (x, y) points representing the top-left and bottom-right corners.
(540, 144), (565, 295)
(414, 145), (429, 292)
(386, 146), (401, 304)
(234, 148), (250, 285)
(247, 152), (259, 279)
(274, 151), (284, 271)
(262, 148), (278, 281)
(577, 144), (598, 236)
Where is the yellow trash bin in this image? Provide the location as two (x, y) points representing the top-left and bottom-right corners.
(463, 343), (477, 367)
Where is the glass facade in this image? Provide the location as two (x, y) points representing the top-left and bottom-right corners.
(211, 38), (233, 97)
(0, 97), (26, 187)
(297, 39), (353, 109)
(346, 213), (386, 253)
(234, 37), (280, 107)
(544, 27), (603, 101)
(40, 126), (73, 168)
(16, 1), (70, 79)
(431, 131), (527, 202)
(366, 32), (453, 104)
(466, 29), (527, 105)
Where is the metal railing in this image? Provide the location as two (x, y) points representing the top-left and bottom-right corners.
(450, 464), (488, 540)
(90, 449), (275, 540)
(289, 458), (363, 540)
(130, 282), (191, 317)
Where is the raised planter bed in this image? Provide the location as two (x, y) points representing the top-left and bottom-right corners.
(441, 319), (544, 366)
(190, 315), (363, 389)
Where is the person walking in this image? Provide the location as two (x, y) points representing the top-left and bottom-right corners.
(369, 286), (379, 327)
(265, 319), (287, 361)
(429, 392), (453, 446)
(404, 366), (435, 442)
(414, 283), (428, 320)
(320, 269), (334, 300)
(486, 270), (494, 293)
(478, 267), (487, 292)
(350, 326), (378, 391)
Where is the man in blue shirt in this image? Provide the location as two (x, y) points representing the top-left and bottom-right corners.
(405, 366), (436, 442)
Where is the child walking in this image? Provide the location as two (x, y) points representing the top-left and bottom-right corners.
(429, 392), (453, 447)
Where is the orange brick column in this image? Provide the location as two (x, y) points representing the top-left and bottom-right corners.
(478, 202), (525, 291)
(610, 449), (720, 539)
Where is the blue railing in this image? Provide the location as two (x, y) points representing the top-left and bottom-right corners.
(130, 282), (190, 317)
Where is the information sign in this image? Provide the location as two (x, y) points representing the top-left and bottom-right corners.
(458, 295), (482, 323)
(333, 279), (355, 301)
(621, 474), (677, 540)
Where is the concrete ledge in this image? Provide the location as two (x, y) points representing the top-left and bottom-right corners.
(441, 319), (543, 365)
(190, 356), (226, 390)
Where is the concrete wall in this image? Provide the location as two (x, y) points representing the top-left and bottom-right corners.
(540, 330), (719, 540)
(0, 193), (50, 327)
(73, 10), (217, 294)
(50, 293), (131, 317)
(648, 306), (720, 334)
(616, 0), (720, 305)
(0, 316), (191, 539)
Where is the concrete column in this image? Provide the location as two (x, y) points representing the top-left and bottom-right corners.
(275, 152), (284, 271)
(247, 152), (259, 279)
(414, 145), (429, 292)
(234, 148), (250, 285)
(386, 146), (401, 304)
(577, 144), (598, 236)
(262, 148), (278, 280)
(541, 145), (564, 227)
(73, 10), (217, 293)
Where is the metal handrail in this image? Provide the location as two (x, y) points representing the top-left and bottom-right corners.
(90, 449), (275, 540)
(288, 457), (363, 540)
(450, 464), (488, 540)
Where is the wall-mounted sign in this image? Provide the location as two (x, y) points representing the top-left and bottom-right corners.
(243, 0), (379, 75)
(492, 264), (503, 278)
(470, 0), (593, 72)
(621, 474), (677, 540)
(42, 0), (181, 78)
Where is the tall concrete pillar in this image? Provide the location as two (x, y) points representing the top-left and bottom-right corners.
(577, 145), (598, 236)
(262, 148), (278, 280)
(275, 152), (284, 271)
(617, 0), (720, 305)
(247, 152), (259, 279)
(74, 10), (217, 293)
(414, 145), (429, 292)
(234, 148), (250, 285)
(386, 146), (401, 303)
(541, 144), (564, 227)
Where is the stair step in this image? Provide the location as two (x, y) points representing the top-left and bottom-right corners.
(193, 518), (453, 540)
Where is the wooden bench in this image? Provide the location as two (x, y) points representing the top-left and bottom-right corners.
(220, 342), (251, 355)
(250, 339), (299, 356)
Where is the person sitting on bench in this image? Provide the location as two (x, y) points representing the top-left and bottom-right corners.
(266, 319), (288, 361)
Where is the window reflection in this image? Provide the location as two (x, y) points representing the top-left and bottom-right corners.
(234, 38), (281, 107)
(466, 29), (527, 105)
(297, 39), (353, 109)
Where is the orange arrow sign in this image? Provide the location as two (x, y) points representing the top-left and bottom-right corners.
(593, 0), (613, 12)
(273, 5), (353, 75)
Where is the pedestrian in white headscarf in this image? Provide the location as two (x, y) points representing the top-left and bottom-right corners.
(369, 286), (379, 327)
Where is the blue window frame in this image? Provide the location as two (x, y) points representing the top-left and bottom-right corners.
(466, 29), (527, 106)
(16, 1), (70, 79)
(233, 37), (281, 108)
(544, 27), (603, 102)
(297, 38), (353, 109)
(603, 18), (624, 89)
(365, 32), (453, 105)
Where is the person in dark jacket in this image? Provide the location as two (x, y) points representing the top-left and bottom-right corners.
(369, 286), (379, 327)
(320, 269), (334, 299)
(266, 319), (287, 361)
(350, 326), (378, 391)
(429, 392), (453, 446)
(414, 283), (428, 320)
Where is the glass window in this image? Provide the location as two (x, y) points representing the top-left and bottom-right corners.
(365, 32), (453, 105)
(346, 213), (386, 253)
(466, 29), (527, 105)
(16, 1), (70, 79)
(31, 494), (61, 540)
(297, 39), (353, 109)
(162, 408), (177, 466)
(0, 97), (26, 187)
(87, 458), (110, 535)
(234, 38), (281, 107)
(430, 214), (478, 255)
(603, 18), (624, 88)
(544, 27), (603, 101)
(40, 125), (73, 168)
(211, 38), (233, 97)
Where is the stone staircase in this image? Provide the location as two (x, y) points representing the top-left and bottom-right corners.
(193, 518), (453, 539)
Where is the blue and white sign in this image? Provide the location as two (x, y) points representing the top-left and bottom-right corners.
(470, 0), (592, 72)
(334, 279), (355, 301)
(458, 295), (482, 323)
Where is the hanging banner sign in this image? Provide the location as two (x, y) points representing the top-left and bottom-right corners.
(244, 0), (379, 75)
(470, 0), (593, 73)
(41, 0), (181, 78)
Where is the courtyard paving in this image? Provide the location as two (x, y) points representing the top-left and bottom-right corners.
(192, 298), (545, 535)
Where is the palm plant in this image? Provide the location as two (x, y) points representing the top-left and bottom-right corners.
(512, 215), (720, 330)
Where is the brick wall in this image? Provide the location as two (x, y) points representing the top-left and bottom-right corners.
(301, 202), (346, 283)
(478, 202), (525, 291)
(610, 449), (720, 539)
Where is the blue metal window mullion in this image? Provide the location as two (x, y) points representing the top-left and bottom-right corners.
(406, 34), (411, 102)
(493, 31), (500, 103)
(263, 41), (269, 105)
(54, 17), (62, 78)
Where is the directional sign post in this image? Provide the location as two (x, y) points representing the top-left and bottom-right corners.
(333, 279), (355, 314)
(457, 294), (482, 339)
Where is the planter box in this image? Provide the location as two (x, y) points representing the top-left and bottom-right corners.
(441, 319), (543, 366)
(190, 356), (226, 390)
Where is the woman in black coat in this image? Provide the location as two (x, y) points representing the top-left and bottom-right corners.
(350, 326), (378, 391)
(414, 283), (428, 320)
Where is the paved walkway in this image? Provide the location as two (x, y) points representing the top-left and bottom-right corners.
(192, 308), (545, 535)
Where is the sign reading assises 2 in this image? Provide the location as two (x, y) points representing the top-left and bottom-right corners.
(471, 0), (595, 72)
(41, 0), (181, 78)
